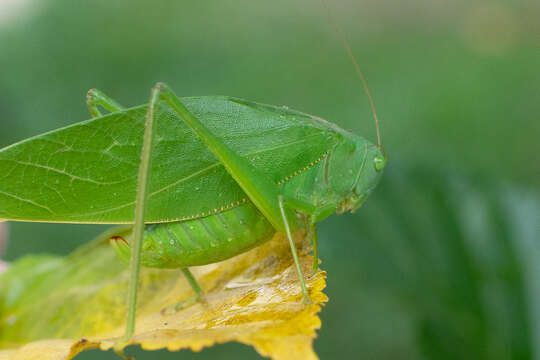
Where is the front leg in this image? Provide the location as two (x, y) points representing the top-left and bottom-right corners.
(279, 195), (312, 304)
(308, 223), (319, 274)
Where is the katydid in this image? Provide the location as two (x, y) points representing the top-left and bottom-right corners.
(1, 83), (385, 348)
(0, 12), (385, 357)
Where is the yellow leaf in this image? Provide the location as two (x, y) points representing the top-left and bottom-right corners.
(0, 231), (327, 359)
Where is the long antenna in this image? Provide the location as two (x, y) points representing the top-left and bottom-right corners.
(320, 0), (382, 147)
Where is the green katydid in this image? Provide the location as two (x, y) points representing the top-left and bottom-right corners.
(0, 10), (386, 357)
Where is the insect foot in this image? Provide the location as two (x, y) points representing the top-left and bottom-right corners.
(161, 293), (203, 315)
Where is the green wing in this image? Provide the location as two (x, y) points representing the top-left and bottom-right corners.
(0, 96), (339, 223)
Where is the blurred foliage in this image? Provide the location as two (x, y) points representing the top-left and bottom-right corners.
(316, 164), (540, 360)
(0, 0), (539, 359)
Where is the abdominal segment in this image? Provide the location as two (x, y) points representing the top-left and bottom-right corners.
(140, 202), (276, 268)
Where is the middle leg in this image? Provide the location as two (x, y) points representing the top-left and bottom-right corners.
(162, 268), (204, 314)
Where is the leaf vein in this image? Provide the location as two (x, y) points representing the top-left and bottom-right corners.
(10, 160), (127, 186)
(0, 190), (54, 214)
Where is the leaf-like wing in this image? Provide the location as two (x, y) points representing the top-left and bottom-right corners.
(0, 97), (338, 223)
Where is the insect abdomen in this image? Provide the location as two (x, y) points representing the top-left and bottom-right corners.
(139, 202), (275, 268)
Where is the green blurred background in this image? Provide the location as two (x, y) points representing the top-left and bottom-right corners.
(1, 0), (539, 359)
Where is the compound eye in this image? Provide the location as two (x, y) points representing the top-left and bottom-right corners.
(373, 154), (386, 172)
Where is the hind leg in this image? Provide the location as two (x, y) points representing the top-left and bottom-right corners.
(114, 84), (158, 358)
